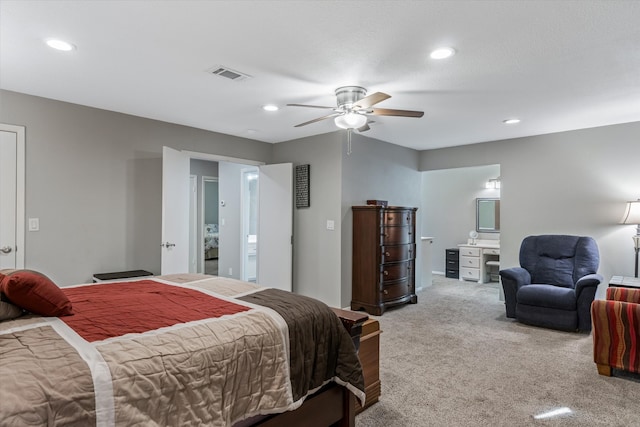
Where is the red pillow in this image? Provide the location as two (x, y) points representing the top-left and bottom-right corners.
(0, 269), (16, 283)
(0, 270), (73, 316)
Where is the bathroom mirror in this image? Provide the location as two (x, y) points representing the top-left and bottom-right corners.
(476, 198), (500, 233)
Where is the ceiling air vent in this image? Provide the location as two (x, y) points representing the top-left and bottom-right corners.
(208, 66), (251, 82)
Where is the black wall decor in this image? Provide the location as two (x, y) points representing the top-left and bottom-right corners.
(295, 164), (310, 208)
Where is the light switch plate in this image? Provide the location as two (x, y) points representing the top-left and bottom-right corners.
(28, 218), (39, 231)
(326, 220), (335, 231)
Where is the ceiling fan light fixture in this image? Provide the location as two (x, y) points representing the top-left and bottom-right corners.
(262, 104), (279, 112)
(334, 112), (367, 129)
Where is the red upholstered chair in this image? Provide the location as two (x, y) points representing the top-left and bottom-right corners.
(591, 286), (640, 376)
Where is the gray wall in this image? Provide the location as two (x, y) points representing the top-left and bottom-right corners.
(341, 134), (423, 307)
(419, 121), (640, 298)
(274, 132), (423, 308)
(422, 165), (500, 275)
(0, 90), (272, 285)
(204, 181), (219, 224)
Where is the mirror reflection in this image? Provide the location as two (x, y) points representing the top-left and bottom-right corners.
(477, 198), (500, 232)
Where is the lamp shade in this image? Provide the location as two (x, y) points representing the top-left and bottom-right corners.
(334, 112), (367, 130)
(621, 200), (640, 225)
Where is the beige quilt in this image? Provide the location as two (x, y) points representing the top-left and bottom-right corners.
(0, 275), (364, 426)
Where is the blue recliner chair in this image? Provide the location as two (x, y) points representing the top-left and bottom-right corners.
(499, 235), (603, 332)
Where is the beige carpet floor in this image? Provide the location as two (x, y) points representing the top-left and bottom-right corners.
(355, 276), (640, 427)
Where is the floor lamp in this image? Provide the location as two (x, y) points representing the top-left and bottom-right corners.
(621, 200), (640, 278)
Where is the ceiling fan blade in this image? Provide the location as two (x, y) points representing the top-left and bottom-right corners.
(287, 103), (335, 110)
(353, 92), (391, 109)
(371, 108), (424, 118)
(294, 112), (341, 127)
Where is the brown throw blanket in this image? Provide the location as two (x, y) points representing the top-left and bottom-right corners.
(240, 288), (364, 402)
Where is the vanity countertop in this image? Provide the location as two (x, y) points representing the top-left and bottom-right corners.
(458, 239), (500, 249)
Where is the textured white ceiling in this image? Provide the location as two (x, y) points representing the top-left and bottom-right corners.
(2, 0), (639, 150)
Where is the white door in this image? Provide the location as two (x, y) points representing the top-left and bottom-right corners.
(257, 163), (293, 291)
(161, 146), (190, 274)
(0, 125), (25, 269)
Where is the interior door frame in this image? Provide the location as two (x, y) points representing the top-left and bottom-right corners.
(161, 151), (265, 274)
(183, 150), (264, 277)
(0, 123), (25, 268)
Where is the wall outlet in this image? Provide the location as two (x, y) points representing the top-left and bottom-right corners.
(326, 220), (335, 231)
(228, 267), (232, 276)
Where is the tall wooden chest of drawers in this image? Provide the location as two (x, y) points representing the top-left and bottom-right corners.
(351, 205), (418, 316)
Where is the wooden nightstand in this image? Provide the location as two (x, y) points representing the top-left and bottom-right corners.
(331, 307), (368, 351)
(330, 308), (381, 413)
(355, 318), (381, 413)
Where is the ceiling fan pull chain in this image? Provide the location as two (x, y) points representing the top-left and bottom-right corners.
(347, 129), (352, 155)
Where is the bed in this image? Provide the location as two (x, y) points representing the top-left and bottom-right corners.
(0, 270), (365, 426)
(205, 224), (219, 259)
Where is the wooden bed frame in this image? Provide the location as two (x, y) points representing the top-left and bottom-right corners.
(249, 310), (368, 427)
(255, 383), (355, 427)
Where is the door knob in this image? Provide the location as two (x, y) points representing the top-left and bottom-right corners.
(0, 246), (12, 254)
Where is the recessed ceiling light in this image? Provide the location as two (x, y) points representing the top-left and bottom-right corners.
(45, 39), (76, 51)
(503, 118), (521, 125)
(430, 47), (455, 59)
(262, 104), (279, 112)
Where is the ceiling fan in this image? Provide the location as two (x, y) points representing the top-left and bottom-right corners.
(287, 86), (424, 132)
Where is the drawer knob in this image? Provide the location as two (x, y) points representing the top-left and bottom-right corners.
(383, 271), (389, 276)
(385, 251), (390, 256)
(383, 289), (389, 295)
